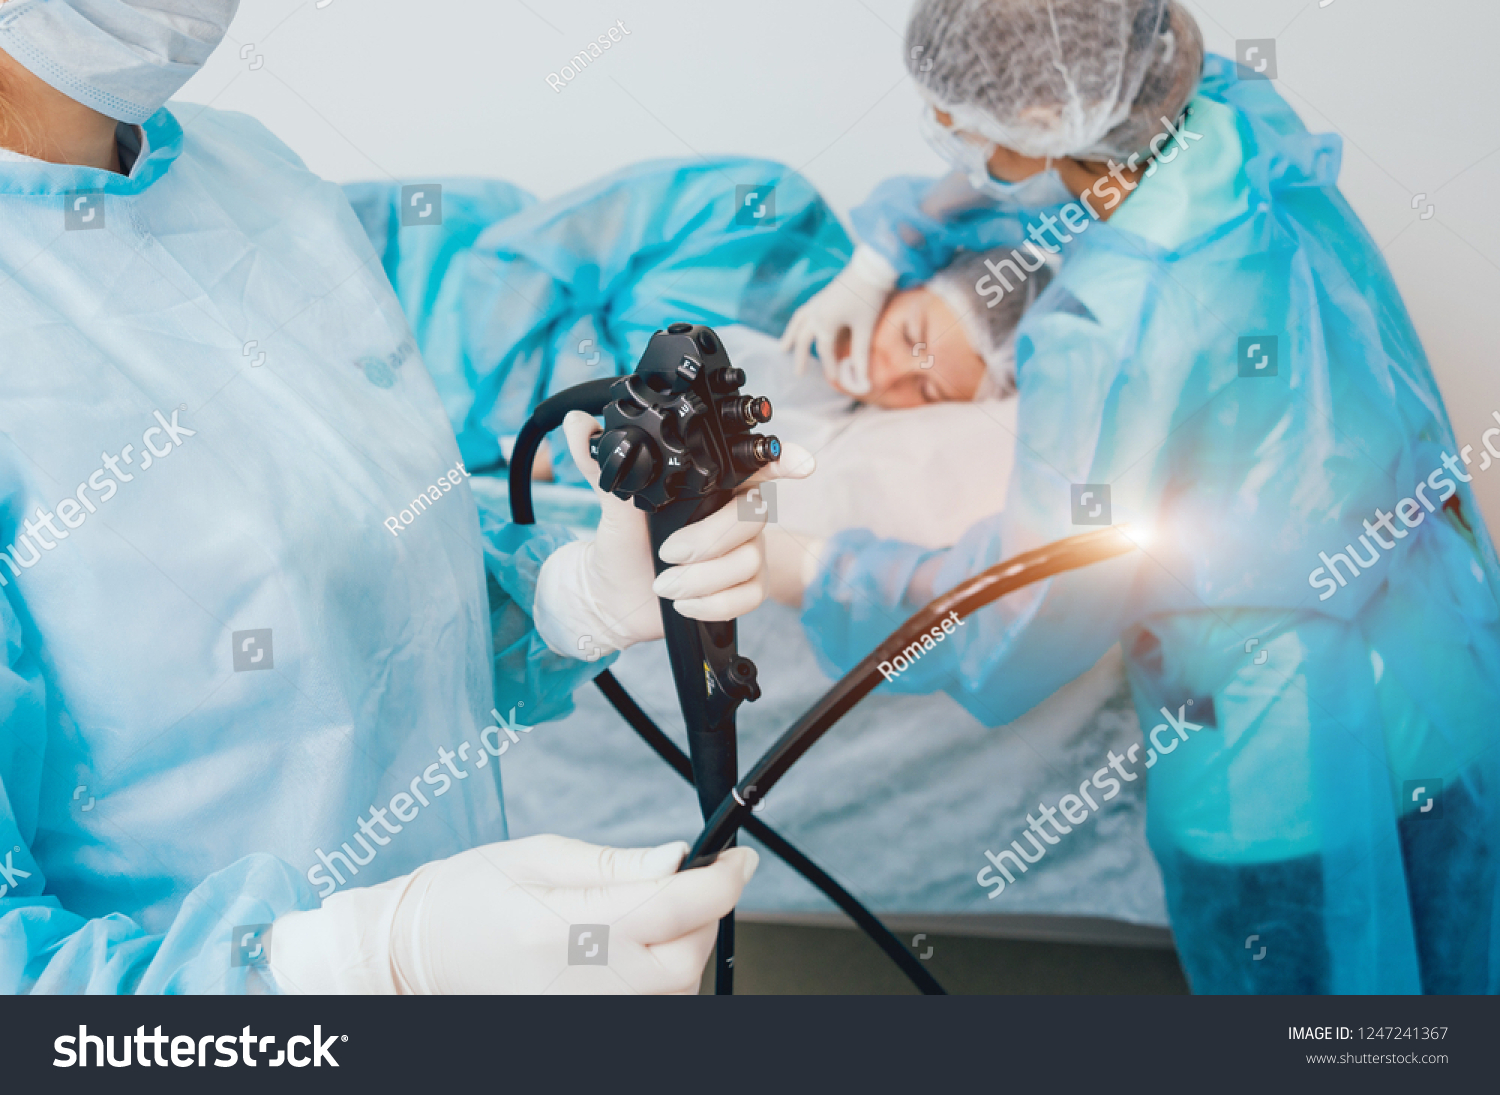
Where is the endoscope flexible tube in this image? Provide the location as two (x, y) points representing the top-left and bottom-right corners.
(592, 672), (945, 995)
(511, 385), (1139, 992)
(506, 378), (622, 524)
(683, 526), (1143, 869)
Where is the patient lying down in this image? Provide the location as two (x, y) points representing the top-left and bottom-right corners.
(705, 251), (1054, 606)
(531, 247), (1050, 478)
(822, 249), (1054, 410)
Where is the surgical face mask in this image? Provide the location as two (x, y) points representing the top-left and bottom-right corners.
(0, 0), (239, 124)
(920, 106), (995, 189)
(920, 106), (1076, 209)
(969, 162), (1075, 208)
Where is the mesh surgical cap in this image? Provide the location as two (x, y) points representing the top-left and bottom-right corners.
(906, 0), (1205, 162)
(927, 248), (1055, 399)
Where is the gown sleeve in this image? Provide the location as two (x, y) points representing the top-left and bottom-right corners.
(344, 159), (852, 477)
(0, 506), (614, 993)
(848, 169), (1068, 286)
(800, 266), (1153, 727)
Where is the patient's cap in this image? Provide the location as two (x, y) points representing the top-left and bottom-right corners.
(926, 246), (1055, 399)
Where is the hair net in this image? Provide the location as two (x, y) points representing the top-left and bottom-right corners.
(906, 0), (1204, 162)
(926, 247), (1054, 398)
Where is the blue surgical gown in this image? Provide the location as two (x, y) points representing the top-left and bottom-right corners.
(850, 166), (1069, 287)
(341, 158), (852, 478)
(0, 106), (603, 993)
(805, 55), (1500, 993)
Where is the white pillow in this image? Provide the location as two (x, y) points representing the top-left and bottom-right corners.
(719, 325), (1016, 548)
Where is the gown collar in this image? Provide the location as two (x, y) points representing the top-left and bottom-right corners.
(0, 106), (183, 196)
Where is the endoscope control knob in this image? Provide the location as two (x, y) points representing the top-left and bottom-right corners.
(710, 366), (747, 393)
(592, 427), (659, 496)
(730, 435), (781, 472)
(724, 656), (761, 703)
(721, 395), (773, 427)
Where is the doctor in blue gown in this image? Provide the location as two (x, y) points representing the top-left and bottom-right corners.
(788, 0), (1500, 994)
(0, 0), (807, 994)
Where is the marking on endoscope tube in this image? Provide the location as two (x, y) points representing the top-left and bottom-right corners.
(731, 784), (767, 813)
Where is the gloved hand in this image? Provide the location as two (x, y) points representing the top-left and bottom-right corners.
(532, 410), (815, 661)
(269, 835), (759, 994)
(780, 244), (899, 395)
(762, 525), (827, 609)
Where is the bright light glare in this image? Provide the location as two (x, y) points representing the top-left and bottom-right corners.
(1116, 523), (1153, 548)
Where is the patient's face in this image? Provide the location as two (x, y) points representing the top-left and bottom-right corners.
(836, 290), (988, 409)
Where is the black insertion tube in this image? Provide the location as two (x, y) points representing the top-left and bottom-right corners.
(684, 527), (1142, 869)
(646, 491), (742, 996)
(506, 377), (623, 524)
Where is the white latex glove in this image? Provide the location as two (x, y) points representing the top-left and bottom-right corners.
(779, 244), (899, 395)
(762, 526), (827, 609)
(268, 835), (759, 994)
(533, 410), (815, 661)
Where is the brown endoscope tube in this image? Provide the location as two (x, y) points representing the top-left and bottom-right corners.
(682, 525), (1143, 870)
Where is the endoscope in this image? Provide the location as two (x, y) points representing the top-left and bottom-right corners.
(509, 323), (1140, 995)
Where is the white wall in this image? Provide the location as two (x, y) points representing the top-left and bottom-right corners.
(185, 0), (1500, 528)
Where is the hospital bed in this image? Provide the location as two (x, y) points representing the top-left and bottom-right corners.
(471, 327), (1173, 947)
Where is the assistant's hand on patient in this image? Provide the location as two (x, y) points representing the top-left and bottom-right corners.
(270, 835), (759, 994)
(533, 410), (814, 659)
(780, 244), (899, 395)
(846, 289), (990, 408)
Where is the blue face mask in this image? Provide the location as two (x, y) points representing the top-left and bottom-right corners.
(0, 0), (239, 124)
(920, 106), (1076, 208)
(968, 163), (1076, 207)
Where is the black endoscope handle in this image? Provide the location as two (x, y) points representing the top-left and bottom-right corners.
(647, 492), (739, 823)
(648, 492), (740, 995)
